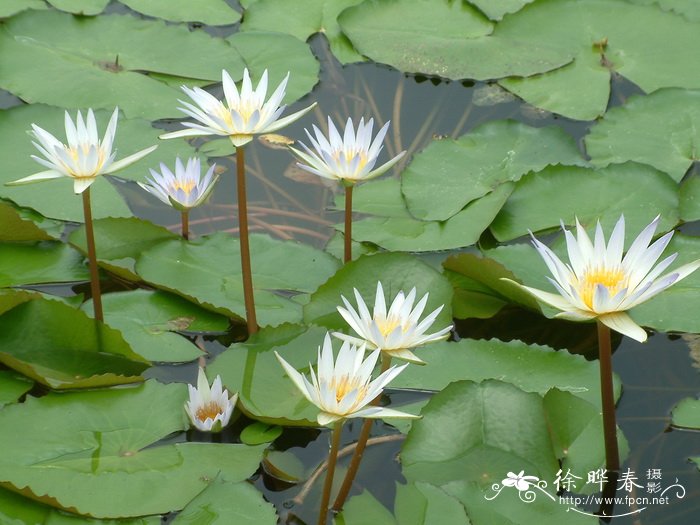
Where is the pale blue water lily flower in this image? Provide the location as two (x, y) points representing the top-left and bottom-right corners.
(138, 157), (218, 211)
(290, 116), (406, 185)
(333, 281), (452, 364)
(160, 68), (316, 147)
(8, 107), (156, 194)
(184, 367), (237, 432)
(505, 215), (700, 342)
(275, 333), (419, 426)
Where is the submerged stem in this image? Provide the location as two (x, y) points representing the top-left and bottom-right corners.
(332, 353), (392, 511)
(597, 320), (620, 473)
(344, 184), (353, 264)
(81, 187), (103, 323)
(181, 210), (189, 240)
(236, 145), (258, 335)
(318, 421), (343, 525)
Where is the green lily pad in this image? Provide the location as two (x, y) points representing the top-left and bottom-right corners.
(0, 380), (265, 518)
(172, 480), (277, 524)
(83, 290), (228, 363)
(394, 482), (471, 525)
(544, 388), (628, 492)
(0, 11), (246, 119)
(119, 0), (241, 25)
(303, 251), (453, 330)
(136, 232), (341, 327)
(0, 298), (149, 389)
(0, 200), (62, 241)
(680, 174), (700, 222)
(6, 10), (244, 82)
(443, 253), (541, 319)
(0, 370), (32, 408)
(0, 29), (182, 121)
(442, 479), (597, 525)
(468, 0), (534, 20)
(337, 490), (397, 524)
(0, 0), (46, 18)
(262, 450), (306, 482)
(402, 120), (585, 221)
(444, 266), (509, 320)
(0, 104), (192, 222)
(497, 0), (700, 120)
(240, 422), (283, 445)
(585, 89), (700, 182)
(628, 0), (700, 22)
(391, 338), (620, 407)
(401, 380), (560, 487)
(208, 324), (324, 426)
(490, 162), (679, 242)
(241, 0), (366, 64)
(342, 178), (513, 252)
(69, 218), (180, 281)
(47, 0), (109, 15)
(227, 31), (320, 104)
(0, 486), (159, 524)
(671, 397), (700, 429)
(0, 242), (88, 287)
(339, 0), (574, 80)
(197, 137), (237, 158)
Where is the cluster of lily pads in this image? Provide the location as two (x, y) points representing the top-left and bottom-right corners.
(1, 0), (700, 524)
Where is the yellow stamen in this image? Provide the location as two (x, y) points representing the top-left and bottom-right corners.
(330, 375), (367, 404)
(170, 179), (196, 196)
(579, 267), (627, 309)
(195, 401), (223, 422)
(376, 317), (403, 338)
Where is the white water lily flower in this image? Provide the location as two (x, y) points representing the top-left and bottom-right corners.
(8, 107), (157, 194)
(333, 282), (452, 364)
(289, 116), (406, 185)
(184, 367), (237, 432)
(275, 333), (419, 426)
(138, 157), (218, 211)
(160, 68), (316, 147)
(506, 215), (700, 342)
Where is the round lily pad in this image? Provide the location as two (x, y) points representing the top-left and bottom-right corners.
(0, 380), (266, 518)
(497, 0), (700, 120)
(136, 232), (341, 327)
(339, 0), (574, 80)
(402, 120), (585, 221)
(585, 88), (700, 182)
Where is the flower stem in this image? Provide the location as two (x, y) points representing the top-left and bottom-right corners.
(236, 145), (258, 335)
(318, 421), (343, 525)
(596, 320), (620, 473)
(344, 184), (353, 264)
(332, 353), (392, 511)
(181, 210), (190, 240)
(81, 187), (103, 323)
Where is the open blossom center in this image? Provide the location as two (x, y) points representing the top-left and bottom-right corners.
(376, 317), (403, 338)
(170, 179), (196, 195)
(578, 266), (627, 309)
(66, 145), (107, 176)
(329, 374), (367, 404)
(195, 401), (224, 422)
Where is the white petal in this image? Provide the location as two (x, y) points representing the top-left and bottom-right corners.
(6, 170), (64, 185)
(73, 177), (96, 194)
(103, 145), (157, 174)
(598, 311), (647, 342)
